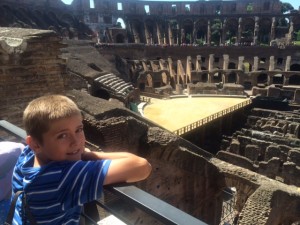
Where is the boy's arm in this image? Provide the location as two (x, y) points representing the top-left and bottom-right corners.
(82, 148), (152, 184)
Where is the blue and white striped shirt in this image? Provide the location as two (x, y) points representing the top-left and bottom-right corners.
(12, 146), (111, 225)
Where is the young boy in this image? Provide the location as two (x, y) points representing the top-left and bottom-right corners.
(11, 94), (152, 224)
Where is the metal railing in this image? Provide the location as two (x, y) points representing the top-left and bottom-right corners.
(173, 99), (252, 135)
(0, 120), (207, 225)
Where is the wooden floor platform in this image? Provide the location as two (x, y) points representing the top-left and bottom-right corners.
(143, 96), (251, 134)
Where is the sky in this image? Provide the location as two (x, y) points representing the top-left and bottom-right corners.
(61, 0), (299, 10)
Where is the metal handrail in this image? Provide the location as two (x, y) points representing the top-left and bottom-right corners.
(101, 185), (207, 225)
(0, 120), (27, 141)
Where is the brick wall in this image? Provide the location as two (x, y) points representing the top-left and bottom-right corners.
(0, 28), (66, 127)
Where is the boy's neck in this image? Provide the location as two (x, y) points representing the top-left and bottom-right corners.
(33, 155), (49, 167)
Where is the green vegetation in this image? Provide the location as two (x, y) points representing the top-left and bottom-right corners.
(246, 3), (253, 12)
(186, 33), (191, 44)
(296, 30), (300, 41)
(281, 2), (294, 13)
(115, 22), (122, 28)
(259, 43), (269, 47)
(211, 19), (221, 44)
(195, 38), (205, 46)
(277, 18), (288, 27)
(294, 41), (300, 46)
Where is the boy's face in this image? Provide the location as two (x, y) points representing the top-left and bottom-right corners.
(30, 114), (86, 166)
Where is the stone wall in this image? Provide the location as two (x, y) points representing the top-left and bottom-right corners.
(71, 89), (300, 225)
(187, 83), (245, 96)
(71, 0), (287, 46)
(116, 52), (300, 98)
(217, 108), (300, 186)
(0, 28), (65, 127)
(1, 0), (299, 48)
(62, 41), (139, 105)
(0, 1), (93, 40)
(68, 89), (224, 224)
(72, 0), (282, 16)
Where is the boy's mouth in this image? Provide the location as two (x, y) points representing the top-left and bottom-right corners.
(67, 149), (80, 155)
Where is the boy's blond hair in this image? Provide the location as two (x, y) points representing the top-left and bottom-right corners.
(23, 95), (81, 143)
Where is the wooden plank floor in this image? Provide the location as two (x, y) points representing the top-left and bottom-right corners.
(143, 96), (250, 132)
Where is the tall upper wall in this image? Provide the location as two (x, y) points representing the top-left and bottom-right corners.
(1, 0), (298, 46)
(0, 0), (284, 15)
(1, 0), (66, 8)
(66, 0), (300, 47)
(72, 0), (282, 15)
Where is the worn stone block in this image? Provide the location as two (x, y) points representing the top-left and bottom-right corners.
(0, 28), (65, 124)
(259, 157), (280, 179)
(293, 89), (300, 104)
(229, 139), (240, 154)
(287, 149), (300, 166)
(252, 87), (267, 96)
(267, 86), (281, 98)
(245, 144), (260, 162)
(265, 145), (281, 161)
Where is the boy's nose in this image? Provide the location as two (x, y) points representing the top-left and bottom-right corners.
(69, 134), (78, 146)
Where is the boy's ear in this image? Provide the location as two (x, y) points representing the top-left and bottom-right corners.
(26, 136), (42, 153)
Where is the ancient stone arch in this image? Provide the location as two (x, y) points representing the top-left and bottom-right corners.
(272, 72), (284, 85)
(135, 73), (147, 91)
(223, 176), (258, 213)
(257, 73), (268, 85)
(228, 72), (237, 83)
(289, 74), (300, 85)
(258, 17), (272, 44)
(224, 18), (239, 44)
(241, 17), (255, 44)
(212, 70), (222, 83)
(144, 18), (156, 44)
(290, 63), (300, 71)
(194, 19), (208, 44)
(131, 19), (143, 43)
(146, 73), (153, 87)
(115, 33), (125, 43)
(228, 62), (236, 69)
(181, 18), (193, 44)
(168, 19), (179, 44)
(201, 73), (208, 82)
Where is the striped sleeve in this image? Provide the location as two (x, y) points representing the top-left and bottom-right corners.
(26, 159), (111, 210)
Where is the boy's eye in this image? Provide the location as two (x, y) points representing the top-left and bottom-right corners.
(76, 127), (83, 133)
(57, 133), (67, 139)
